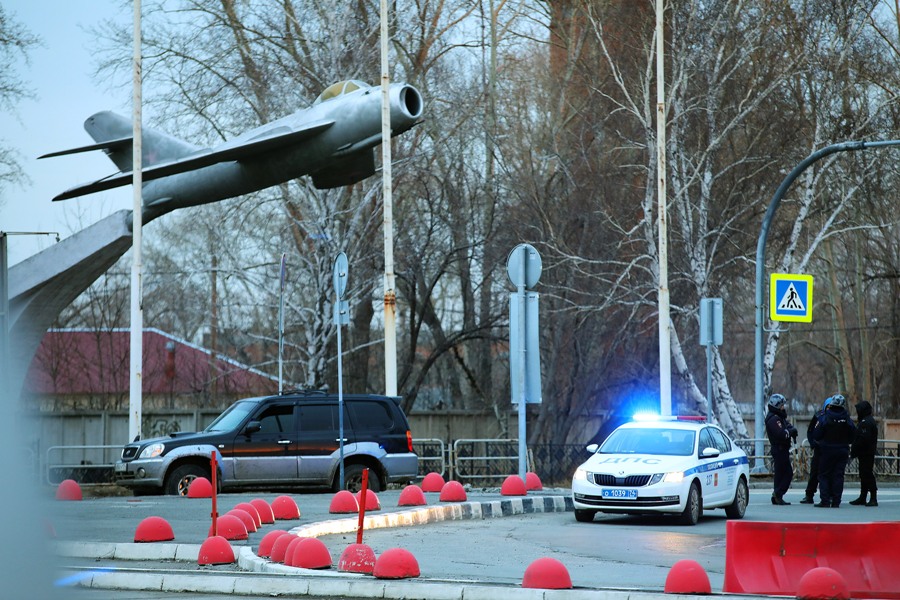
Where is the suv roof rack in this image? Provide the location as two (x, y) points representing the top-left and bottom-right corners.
(279, 388), (328, 396)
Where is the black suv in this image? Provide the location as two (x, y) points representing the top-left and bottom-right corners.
(114, 392), (418, 495)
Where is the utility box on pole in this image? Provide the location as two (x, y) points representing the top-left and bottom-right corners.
(699, 297), (723, 421)
(699, 298), (723, 346)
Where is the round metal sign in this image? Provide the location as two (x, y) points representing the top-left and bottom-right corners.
(332, 252), (349, 299)
(506, 243), (542, 290)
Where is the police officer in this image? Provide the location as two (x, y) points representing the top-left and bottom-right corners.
(810, 393), (856, 508)
(800, 396), (832, 504)
(849, 400), (878, 506)
(765, 393), (797, 505)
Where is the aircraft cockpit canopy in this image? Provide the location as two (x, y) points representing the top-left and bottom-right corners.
(313, 80), (370, 105)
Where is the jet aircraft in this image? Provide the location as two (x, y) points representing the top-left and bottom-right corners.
(42, 80), (423, 221)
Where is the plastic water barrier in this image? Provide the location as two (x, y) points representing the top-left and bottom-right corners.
(724, 520), (900, 598)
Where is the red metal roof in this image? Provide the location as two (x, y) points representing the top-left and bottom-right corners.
(25, 328), (277, 396)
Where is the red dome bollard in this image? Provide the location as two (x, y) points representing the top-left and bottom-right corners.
(289, 537), (332, 569)
(198, 535), (235, 565)
(664, 559), (711, 594)
(398, 485), (427, 506)
(283, 536), (307, 566)
(234, 502), (262, 528)
(439, 480), (467, 502)
(226, 508), (257, 533)
(55, 479), (82, 501)
(250, 498), (275, 524)
(210, 513), (248, 541)
(339, 543), (377, 574)
(329, 490), (359, 514)
(421, 472), (445, 492)
(356, 489), (381, 511)
(501, 475), (527, 496)
(373, 548), (420, 579)
(269, 533), (296, 563)
(187, 476), (212, 498)
(522, 557), (573, 589)
(134, 516), (175, 542)
(271, 495), (300, 520)
(797, 567), (850, 600)
(257, 530), (289, 558)
(525, 472), (543, 491)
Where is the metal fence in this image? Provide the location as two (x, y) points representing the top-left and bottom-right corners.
(737, 438), (900, 478)
(45, 444), (121, 485)
(38, 437), (900, 488)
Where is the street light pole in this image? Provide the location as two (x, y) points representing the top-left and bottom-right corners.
(129, 0), (144, 443)
(753, 139), (900, 470)
(656, 0), (672, 414)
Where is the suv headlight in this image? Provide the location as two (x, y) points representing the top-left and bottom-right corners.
(139, 443), (165, 459)
(648, 471), (684, 485)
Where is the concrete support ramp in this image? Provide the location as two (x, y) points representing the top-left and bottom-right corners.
(9, 210), (133, 399)
(723, 520), (900, 598)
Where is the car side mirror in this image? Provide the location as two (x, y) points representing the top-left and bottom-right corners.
(586, 443), (599, 454)
(244, 421), (261, 436)
(701, 446), (720, 458)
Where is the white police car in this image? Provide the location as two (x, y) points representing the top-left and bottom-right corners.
(571, 416), (750, 525)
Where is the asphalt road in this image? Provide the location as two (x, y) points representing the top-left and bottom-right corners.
(15, 484), (900, 599)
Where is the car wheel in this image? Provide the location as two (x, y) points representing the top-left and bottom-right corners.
(165, 464), (207, 496)
(574, 509), (596, 523)
(678, 481), (702, 526)
(339, 463), (382, 493)
(725, 476), (749, 519)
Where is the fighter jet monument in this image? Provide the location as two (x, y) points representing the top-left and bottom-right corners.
(7, 80), (423, 399)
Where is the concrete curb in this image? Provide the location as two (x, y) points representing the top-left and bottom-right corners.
(56, 494), (765, 599)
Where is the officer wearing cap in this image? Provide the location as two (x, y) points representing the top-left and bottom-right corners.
(810, 393), (856, 507)
(765, 393), (797, 505)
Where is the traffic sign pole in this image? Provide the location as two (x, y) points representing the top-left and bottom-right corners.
(333, 252), (349, 489)
(507, 244), (542, 481)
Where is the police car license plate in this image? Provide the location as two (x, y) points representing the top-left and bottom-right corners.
(602, 488), (637, 499)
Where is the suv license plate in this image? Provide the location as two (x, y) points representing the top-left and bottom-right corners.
(114, 463), (126, 472)
(602, 488), (637, 499)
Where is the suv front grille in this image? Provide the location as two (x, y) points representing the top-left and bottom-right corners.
(591, 473), (651, 487)
(121, 446), (138, 460)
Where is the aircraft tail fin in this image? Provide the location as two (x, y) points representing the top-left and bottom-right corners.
(82, 111), (200, 172)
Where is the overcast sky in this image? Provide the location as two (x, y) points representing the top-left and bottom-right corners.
(1, 1), (135, 266)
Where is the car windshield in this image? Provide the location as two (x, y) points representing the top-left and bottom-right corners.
(599, 427), (696, 456)
(204, 401), (256, 432)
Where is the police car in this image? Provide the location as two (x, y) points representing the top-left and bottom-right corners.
(571, 416), (750, 525)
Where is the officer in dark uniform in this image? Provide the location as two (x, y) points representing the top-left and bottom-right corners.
(765, 393), (797, 505)
(800, 396), (832, 504)
(810, 393), (856, 507)
(849, 400), (878, 506)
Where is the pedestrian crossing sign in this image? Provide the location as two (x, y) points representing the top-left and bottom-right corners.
(770, 273), (814, 323)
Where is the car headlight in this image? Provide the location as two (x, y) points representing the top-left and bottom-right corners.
(648, 471), (684, 485)
(573, 467), (588, 481)
(139, 443), (165, 459)
(663, 471), (684, 483)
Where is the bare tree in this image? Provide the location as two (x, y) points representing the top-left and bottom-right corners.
(0, 5), (39, 205)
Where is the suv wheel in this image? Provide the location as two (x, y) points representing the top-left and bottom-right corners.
(165, 464), (208, 496)
(339, 463), (382, 493)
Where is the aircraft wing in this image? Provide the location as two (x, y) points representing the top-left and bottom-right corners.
(39, 136), (133, 159)
(51, 119), (335, 201)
